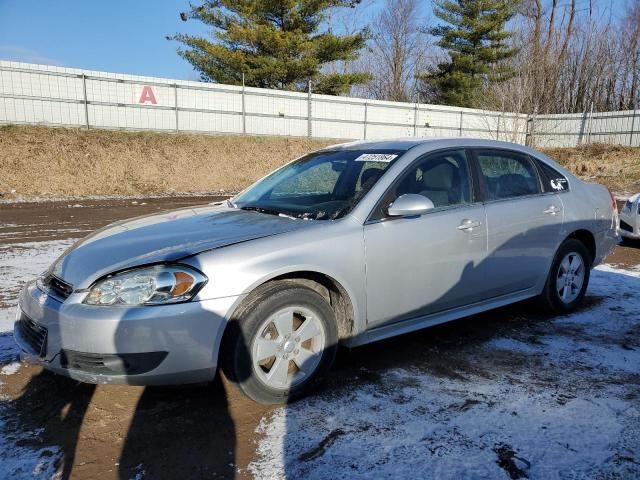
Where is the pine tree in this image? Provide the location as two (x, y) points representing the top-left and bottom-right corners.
(172, 1), (370, 96)
(419, 0), (518, 107)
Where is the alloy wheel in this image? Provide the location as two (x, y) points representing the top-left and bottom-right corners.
(556, 252), (585, 304)
(251, 305), (326, 390)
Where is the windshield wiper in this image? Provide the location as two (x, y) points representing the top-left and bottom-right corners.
(239, 205), (286, 217)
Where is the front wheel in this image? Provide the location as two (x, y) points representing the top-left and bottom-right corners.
(221, 281), (338, 404)
(538, 239), (592, 313)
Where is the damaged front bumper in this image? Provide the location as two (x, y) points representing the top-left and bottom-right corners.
(14, 280), (239, 385)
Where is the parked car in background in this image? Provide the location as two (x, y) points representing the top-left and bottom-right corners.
(15, 138), (619, 403)
(619, 193), (640, 241)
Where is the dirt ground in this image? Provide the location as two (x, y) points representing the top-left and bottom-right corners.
(0, 197), (639, 479)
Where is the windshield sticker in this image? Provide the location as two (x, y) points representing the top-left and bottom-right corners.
(354, 153), (398, 163)
(550, 178), (568, 191)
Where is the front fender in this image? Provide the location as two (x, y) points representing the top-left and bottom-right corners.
(183, 220), (368, 337)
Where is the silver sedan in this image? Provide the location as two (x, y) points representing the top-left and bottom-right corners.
(15, 138), (619, 403)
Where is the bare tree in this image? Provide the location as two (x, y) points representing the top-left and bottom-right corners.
(338, 0), (639, 115)
(363, 0), (430, 102)
(518, 0), (577, 114)
(484, 0), (640, 116)
(618, 1), (640, 110)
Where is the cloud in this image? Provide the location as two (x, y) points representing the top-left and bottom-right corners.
(0, 44), (64, 66)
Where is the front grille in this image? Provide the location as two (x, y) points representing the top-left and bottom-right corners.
(18, 313), (47, 357)
(620, 220), (634, 233)
(41, 273), (73, 300)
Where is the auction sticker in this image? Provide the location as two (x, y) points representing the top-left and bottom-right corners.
(354, 153), (398, 162)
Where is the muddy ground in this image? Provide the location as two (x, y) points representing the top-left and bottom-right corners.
(0, 197), (639, 479)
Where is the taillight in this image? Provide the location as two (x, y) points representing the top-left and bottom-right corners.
(608, 189), (618, 213)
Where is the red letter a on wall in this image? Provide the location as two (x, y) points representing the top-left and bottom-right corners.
(139, 86), (158, 104)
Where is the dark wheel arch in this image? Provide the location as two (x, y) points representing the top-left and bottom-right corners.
(565, 229), (596, 265)
(230, 271), (355, 341)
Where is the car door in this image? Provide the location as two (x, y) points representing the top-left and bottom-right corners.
(363, 149), (488, 329)
(472, 148), (564, 299)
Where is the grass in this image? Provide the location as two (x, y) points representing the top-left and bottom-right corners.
(542, 143), (640, 195)
(0, 125), (338, 200)
(1, 125), (638, 200)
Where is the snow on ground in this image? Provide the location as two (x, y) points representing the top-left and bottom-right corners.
(0, 238), (639, 479)
(1, 362), (21, 375)
(0, 239), (73, 330)
(0, 240), (72, 479)
(249, 265), (640, 480)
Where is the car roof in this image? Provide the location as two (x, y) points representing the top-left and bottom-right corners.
(324, 137), (531, 152)
(319, 137), (574, 179)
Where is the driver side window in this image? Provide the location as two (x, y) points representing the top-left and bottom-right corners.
(395, 150), (472, 208)
(371, 150), (472, 220)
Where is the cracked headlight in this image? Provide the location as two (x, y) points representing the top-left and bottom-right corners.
(83, 265), (207, 306)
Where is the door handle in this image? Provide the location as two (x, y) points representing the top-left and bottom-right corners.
(544, 205), (561, 215)
(457, 219), (482, 231)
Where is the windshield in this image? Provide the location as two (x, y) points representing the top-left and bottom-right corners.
(232, 149), (402, 220)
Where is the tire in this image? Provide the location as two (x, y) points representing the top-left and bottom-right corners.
(538, 238), (592, 314)
(620, 236), (638, 247)
(221, 280), (338, 404)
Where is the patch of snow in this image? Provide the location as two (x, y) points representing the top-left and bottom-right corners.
(487, 337), (540, 354)
(0, 240), (69, 478)
(0, 309), (17, 334)
(0, 333), (18, 368)
(250, 264), (640, 479)
(1, 362), (20, 375)
(0, 239), (74, 332)
(131, 463), (146, 480)
(0, 403), (61, 480)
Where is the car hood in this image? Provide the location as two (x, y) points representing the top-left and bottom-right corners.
(51, 203), (313, 288)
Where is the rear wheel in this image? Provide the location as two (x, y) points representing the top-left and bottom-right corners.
(221, 281), (338, 404)
(538, 239), (592, 313)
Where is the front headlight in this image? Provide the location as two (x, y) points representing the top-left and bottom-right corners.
(83, 265), (207, 306)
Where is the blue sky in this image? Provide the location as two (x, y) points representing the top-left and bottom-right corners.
(0, 0), (387, 80)
(0, 0), (210, 79)
(0, 0), (621, 81)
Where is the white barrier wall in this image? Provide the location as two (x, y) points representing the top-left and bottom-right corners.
(1, 61), (637, 147)
(531, 110), (640, 148)
(0, 61), (528, 143)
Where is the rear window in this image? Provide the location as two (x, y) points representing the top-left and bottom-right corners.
(534, 159), (569, 193)
(475, 150), (540, 200)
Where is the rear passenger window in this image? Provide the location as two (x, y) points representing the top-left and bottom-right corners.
(535, 160), (569, 193)
(476, 151), (540, 200)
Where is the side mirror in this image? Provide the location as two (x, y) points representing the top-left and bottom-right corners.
(387, 194), (435, 217)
